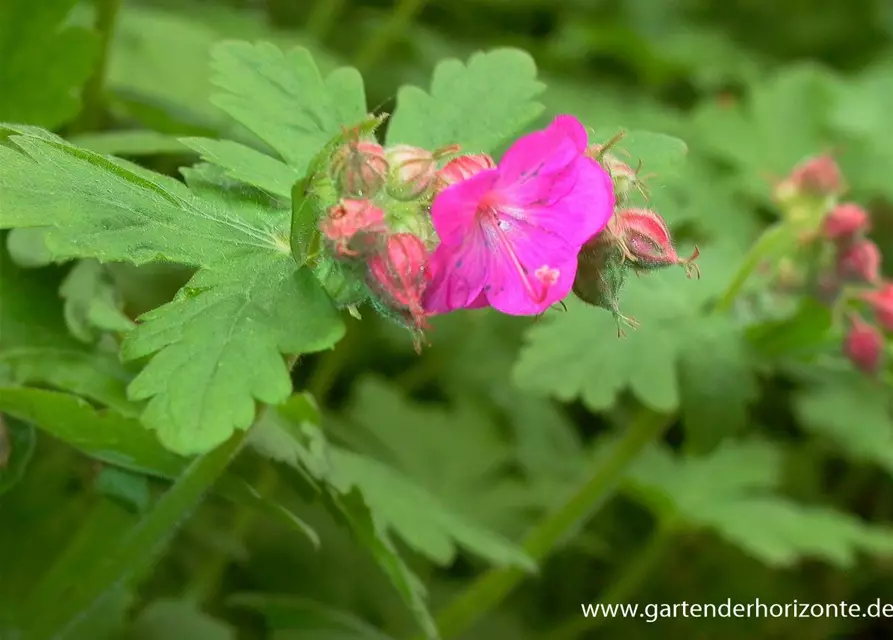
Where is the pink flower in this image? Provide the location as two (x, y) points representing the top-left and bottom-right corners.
(422, 115), (616, 316)
(822, 203), (870, 243)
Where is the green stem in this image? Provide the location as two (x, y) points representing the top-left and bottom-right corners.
(307, 327), (355, 402)
(28, 431), (247, 640)
(549, 519), (679, 640)
(185, 462), (280, 605)
(306, 0), (347, 42)
(355, 0), (430, 71)
(72, 0), (121, 133)
(711, 223), (795, 313)
(428, 409), (670, 639)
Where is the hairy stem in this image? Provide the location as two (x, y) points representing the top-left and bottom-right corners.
(429, 409), (671, 639)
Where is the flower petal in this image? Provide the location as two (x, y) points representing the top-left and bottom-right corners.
(479, 216), (578, 315)
(495, 119), (582, 198)
(498, 156), (615, 250)
(429, 169), (498, 248)
(422, 230), (490, 314)
(547, 114), (590, 152)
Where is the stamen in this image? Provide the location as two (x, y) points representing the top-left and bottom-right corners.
(484, 207), (552, 305)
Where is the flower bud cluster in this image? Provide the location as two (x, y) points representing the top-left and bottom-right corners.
(775, 155), (889, 375)
(319, 128), (492, 349)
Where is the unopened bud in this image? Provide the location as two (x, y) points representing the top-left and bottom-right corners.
(843, 314), (884, 375)
(836, 239), (881, 284)
(861, 283), (893, 332)
(436, 153), (496, 190)
(822, 203), (870, 243)
(775, 154), (844, 201)
(330, 140), (389, 198)
(320, 199), (387, 258)
(385, 144), (460, 201)
(612, 208), (700, 277)
(572, 231), (637, 336)
(367, 233), (430, 333)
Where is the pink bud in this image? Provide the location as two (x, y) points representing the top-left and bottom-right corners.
(822, 203), (870, 243)
(843, 314), (884, 375)
(367, 233), (430, 332)
(861, 283), (893, 332)
(836, 239), (881, 284)
(385, 145), (439, 200)
(320, 199), (387, 258)
(436, 153), (496, 190)
(611, 208), (700, 278)
(785, 154), (844, 197)
(330, 140), (389, 198)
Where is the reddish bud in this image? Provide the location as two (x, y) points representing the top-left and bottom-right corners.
(330, 140), (389, 198)
(861, 283), (893, 331)
(385, 145), (438, 200)
(843, 314), (884, 375)
(320, 199), (387, 258)
(822, 203), (870, 243)
(367, 233), (431, 333)
(611, 208), (700, 278)
(436, 153), (496, 190)
(836, 239), (881, 284)
(781, 154), (845, 199)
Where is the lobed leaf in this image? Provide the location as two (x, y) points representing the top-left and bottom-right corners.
(122, 251), (344, 455)
(0, 128), (292, 268)
(386, 48), (545, 153)
(625, 440), (893, 567)
(208, 41), (367, 174)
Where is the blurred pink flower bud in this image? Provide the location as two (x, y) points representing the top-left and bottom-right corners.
(330, 140), (389, 198)
(836, 239), (881, 284)
(861, 283), (893, 332)
(612, 208), (700, 277)
(436, 153), (496, 190)
(843, 314), (884, 375)
(320, 199), (387, 258)
(781, 154), (845, 198)
(367, 233), (431, 333)
(822, 203), (870, 243)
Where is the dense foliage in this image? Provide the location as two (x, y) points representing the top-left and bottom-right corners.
(2, 1), (893, 639)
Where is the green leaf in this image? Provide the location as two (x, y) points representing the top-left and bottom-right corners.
(327, 448), (536, 570)
(337, 376), (539, 535)
(209, 41), (367, 174)
(0, 416), (36, 495)
(0, 0), (98, 128)
(513, 262), (756, 423)
(0, 128), (293, 267)
(60, 260), (136, 343)
(229, 594), (397, 639)
(625, 440), (893, 567)
(26, 433), (246, 640)
(67, 130), (192, 157)
(128, 599), (236, 640)
(794, 370), (893, 476)
(386, 48), (545, 152)
(122, 251), (344, 455)
(256, 397), (534, 570)
(0, 387), (182, 477)
(180, 138), (299, 199)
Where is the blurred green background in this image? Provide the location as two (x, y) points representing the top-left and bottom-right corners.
(3, 0), (893, 639)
